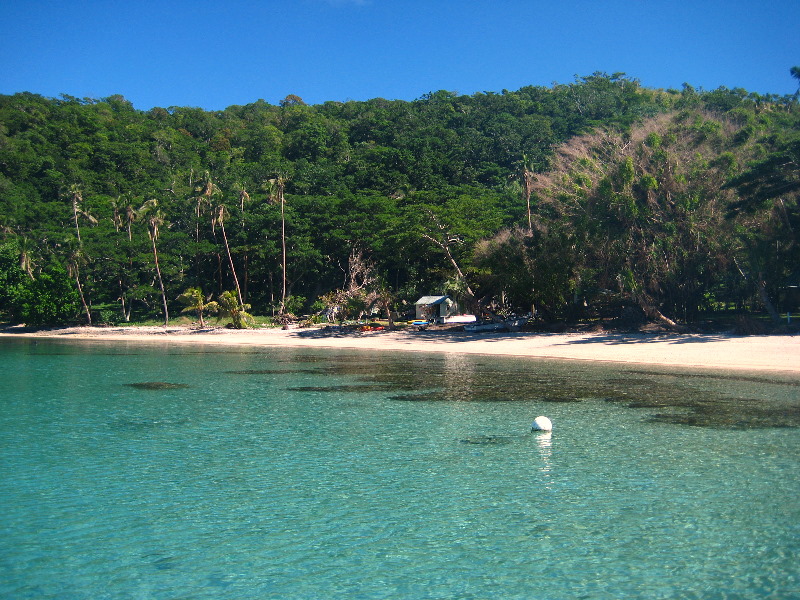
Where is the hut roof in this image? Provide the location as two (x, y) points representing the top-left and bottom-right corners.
(415, 295), (450, 305)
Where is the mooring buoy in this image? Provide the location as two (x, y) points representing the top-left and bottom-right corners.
(531, 416), (553, 432)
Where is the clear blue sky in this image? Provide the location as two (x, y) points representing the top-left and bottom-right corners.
(1, 0), (797, 110)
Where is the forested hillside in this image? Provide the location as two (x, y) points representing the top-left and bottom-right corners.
(1, 72), (798, 327)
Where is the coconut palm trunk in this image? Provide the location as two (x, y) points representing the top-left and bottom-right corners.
(222, 220), (243, 306)
(63, 184), (98, 324)
(69, 185), (84, 245)
(147, 211), (169, 326)
(522, 161), (536, 234)
(150, 233), (169, 325)
(213, 205), (243, 306)
(68, 253), (92, 325)
(267, 175), (289, 315)
(280, 192), (287, 313)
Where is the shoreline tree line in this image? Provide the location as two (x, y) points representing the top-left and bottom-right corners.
(0, 72), (798, 329)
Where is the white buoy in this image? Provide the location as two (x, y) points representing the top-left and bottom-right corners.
(531, 416), (553, 432)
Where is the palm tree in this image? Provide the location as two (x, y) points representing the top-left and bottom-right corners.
(234, 182), (252, 216)
(18, 236), (35, 280)
(211, 203), (244, 306)
(110, 196), (123, 233)
(61, 184), (98, 324)
(194, 170), (219, 243)
(513, 154), (537, 234)
(67, 249), (92, 325)
(176, 287), (216, 327)
(110, 193), (139, 241)
(213, 290), (254, 329)
(111, 196), (148, 322)
(124, 202), (139, 242)
(267, 174), (288, 315)
(233, 182), (253, 298)
(63, 184), (97, 244)
(140, 199), (169, 326)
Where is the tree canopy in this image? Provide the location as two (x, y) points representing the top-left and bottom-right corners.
(0, 73), (798, 327)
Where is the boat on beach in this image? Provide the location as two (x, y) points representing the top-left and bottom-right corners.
(464, 317), (528, 332)
(464, 322), (506, 332)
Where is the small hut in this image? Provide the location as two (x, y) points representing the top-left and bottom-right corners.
(415, 296), (456, 323)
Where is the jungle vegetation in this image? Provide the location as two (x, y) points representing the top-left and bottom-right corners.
(0, 71), (798, 328)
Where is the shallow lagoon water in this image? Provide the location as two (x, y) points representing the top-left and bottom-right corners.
(0, 338), (798, 599)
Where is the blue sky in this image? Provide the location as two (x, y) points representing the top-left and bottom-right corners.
(1, 0), (797, 110)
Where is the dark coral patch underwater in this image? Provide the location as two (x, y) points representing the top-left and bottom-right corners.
(125, 382), (190, 391)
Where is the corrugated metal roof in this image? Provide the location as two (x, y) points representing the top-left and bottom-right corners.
(415, 296), (450, 305)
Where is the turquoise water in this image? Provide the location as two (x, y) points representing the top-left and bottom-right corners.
(0, 338), (798, 599)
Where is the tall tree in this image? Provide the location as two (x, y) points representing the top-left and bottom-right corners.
(234, 182), (252, 216)
(63, 184), (95, 245)
(267, 174), (289, 314)
(531, 111), (746, 324)
(320, 247), (378, 323)
(194, 170), (219, 242)
(211, 203), (243, 306)
(17, 236), (36, 280)
(62, 183), (98, 245)
(726, 136), (800, 322)
(141, 200), (169, 326)
(474, 226), (574, 317)
(514, 154), (537, 234)
(61, 184), (96, 324)
(67, 249), (92, 325)
(727, 137), (800, 221)
(418, 207), (476, 301)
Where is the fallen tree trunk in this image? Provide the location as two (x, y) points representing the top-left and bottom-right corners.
(632, 291), (678, 328)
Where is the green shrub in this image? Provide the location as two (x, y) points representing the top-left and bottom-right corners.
(16, 269), (80, 326)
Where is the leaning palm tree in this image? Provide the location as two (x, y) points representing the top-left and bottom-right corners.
(176, 287), (216, 327)
(61, 185), (97, 324)
(211, 203), (244, 306)
(67, 248), (92, 325)
(140, 199), (169, 326)
(233, 182), (253, 297)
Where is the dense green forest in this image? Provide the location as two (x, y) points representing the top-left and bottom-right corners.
(1, 72), (798, 329)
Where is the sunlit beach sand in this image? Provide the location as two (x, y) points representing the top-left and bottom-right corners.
(3, 325), (798, 373)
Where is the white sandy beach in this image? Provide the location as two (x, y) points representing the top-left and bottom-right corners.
(2, 325), (799, 373)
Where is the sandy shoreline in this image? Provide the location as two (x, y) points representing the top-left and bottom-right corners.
(2, 324), (799, 373)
